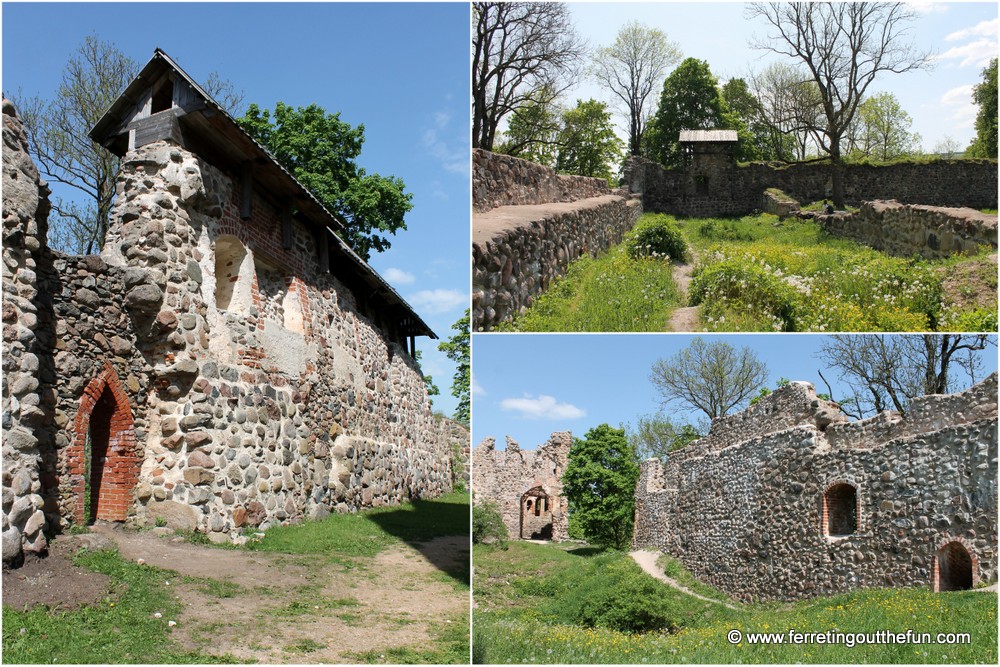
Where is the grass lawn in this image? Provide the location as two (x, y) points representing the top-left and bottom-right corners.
(503, 212), (997, 332)
(472, 541), (998, 664)
(1, 550), (232, 664)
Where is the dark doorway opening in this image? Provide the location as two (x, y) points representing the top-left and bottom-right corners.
(824, 483), (857, 536)
(937, 542), (973, 591)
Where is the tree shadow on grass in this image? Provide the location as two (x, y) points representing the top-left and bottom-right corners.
(565, 546), (604, 557)
(366, 495), (470, 587)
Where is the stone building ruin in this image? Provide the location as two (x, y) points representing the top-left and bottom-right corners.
(2, 50), (465, 565)
(472, 432), (571, 541)
(633, 374), (998, 602)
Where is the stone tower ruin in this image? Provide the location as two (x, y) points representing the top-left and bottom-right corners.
(2, 50), (464, 564)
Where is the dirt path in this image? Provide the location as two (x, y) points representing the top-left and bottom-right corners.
(667, 254), (700, 332)
(630, 550), (739, 610)
(84, 525), (469, 663)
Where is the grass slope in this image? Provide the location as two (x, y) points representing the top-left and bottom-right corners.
(473, 542), (997, 664)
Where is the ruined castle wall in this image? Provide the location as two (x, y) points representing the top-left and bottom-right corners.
(472, 433), (571, 540)
(2, 101), (51, 562)
(817, 201), (998, 260)
(472, 196), (642, 331)
(473, 150), (611, 212)
(634, 377), (999, 602)
(627, 156), (998, 217)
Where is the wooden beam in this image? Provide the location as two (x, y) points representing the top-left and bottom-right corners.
(240, 163), (253, 219)
(282, 201), (294, 249)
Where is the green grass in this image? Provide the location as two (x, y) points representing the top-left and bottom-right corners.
(473, 542), (997, 664)
(346, 612), (470, 664)
(1, 549), (235, 663)
(504, 223), (683, 332)
(245, 491), (469, 559)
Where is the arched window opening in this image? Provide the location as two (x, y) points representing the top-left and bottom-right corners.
(520, 486), (553, 540)
(215, 235), (249, 312)
(937, 542), (973, 592)
(823, 483), (857, 536)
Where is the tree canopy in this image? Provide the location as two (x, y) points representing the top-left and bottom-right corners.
(472, 2), (585, 151)
(846, 92), (921, 161)
(589, 21), (682, 156)
(494, 88), (561, 166)
(627, 413), (704, 461)
(966, 58), (997, 158)
(649, 337), (769, 420)
(438, 309), (470, 425)
(748, 2), (931, 206)
(556, 99), (623, 182)
(644, 58), (735, 168)
(562, 424), (640, 550)
(239, 102), (412, 261)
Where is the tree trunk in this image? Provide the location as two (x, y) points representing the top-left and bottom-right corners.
(830, 138), (845, 208)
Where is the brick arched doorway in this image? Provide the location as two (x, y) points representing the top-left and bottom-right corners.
(520, 486), (553, 540)
(934, 541), (975, 592)
(68, 362), (141, 524)
(822, 482), (858, 536)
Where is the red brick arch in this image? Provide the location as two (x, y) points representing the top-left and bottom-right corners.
(67, 362), (141, 524)
(931, 536), (978, 592)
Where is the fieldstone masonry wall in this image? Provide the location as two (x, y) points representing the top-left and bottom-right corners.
(473, 149), (610, 212)
(634, 375), (999, 602)
(625, 155), (998, 217)
(472, 432), (571, 541)
(816, 200), (998, 259)
(2, 99), (465, 561)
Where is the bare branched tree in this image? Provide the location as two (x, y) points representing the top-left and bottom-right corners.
(589, 21), (682, 156)
(748, 62), (825, 161)
(747, 2), (932, 205)
(650, 337), (769, 420)
(816, 334), (992, 419)
(472, 2), (586, 151)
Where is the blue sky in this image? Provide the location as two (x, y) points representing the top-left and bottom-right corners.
(1, 1), (470, 417)
(556, 1), (998, 153)
(471, 334), (998, 449)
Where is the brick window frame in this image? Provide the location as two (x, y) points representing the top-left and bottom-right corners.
(66, 362), (141, 524)
(821, 479), (862, 538)
(931, 537), (977, 592)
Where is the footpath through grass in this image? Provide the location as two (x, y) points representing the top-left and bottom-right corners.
(473, 541), (997, 664)
(2, 549), (230, 664)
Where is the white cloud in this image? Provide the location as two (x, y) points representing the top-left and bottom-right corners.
(423, 106), (469, 176)
(472, 375), (486, 396)
(383, 267), (415, 285)
(500, 394), (586, 420)
(945, 17), (999, 42)
(904, 1), (949, 14)
(937, 38), (999, 68)
(407, 289), (468, 314)
(940, 84), (977, 129)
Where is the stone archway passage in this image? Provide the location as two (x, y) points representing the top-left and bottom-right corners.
(937, 542), (973, 591)
(68, 363), (141, 524)
(520, 486), (553, 540)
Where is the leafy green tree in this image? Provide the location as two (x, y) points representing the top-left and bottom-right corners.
(556, 99), (623, 182)
(438, 309), (470, 425)
(239, 102), (412, 260)
(413, 350), (440, 401)
(846, 92), (921, 161)
(721, 78), (776, 161)
(562, 424), (640, 550)
(650, 337), (768, 420)
(472, 500), (508, 546)
(645, 58), (733, 168)
(627, 413), (704, 460)
(967, 58), (998, 158)
(495, 89), (561, 166)
(589, 21), (683, 156)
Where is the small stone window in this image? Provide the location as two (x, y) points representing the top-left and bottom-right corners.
(695, 174), (710, 195)
(823, 483), (857, 536)
(215, 235), (250, 313)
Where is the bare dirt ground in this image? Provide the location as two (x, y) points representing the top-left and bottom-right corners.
(938, 253), (998, 314)
(2, 534), (114, 611)
(668, 254), (700, 332)
(6, 526), (469, 663)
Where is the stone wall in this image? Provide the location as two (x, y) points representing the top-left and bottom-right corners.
(2, 103), (461, 560)
(625, 156), (999, 218)
(634, 375), (999, 602)
(473, 149), (610, 212)
(472, 195), (642, 331)
(2, 100), (51, 563)
(817, 201), (998, 259)
(472, 432), (571, 541)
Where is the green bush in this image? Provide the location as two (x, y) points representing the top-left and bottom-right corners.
(697, 219), (755, 242)
(626, 215), (688, 261)
(472, 500), (508, 547)
(689, 260), (797, 331)
(940, 307), (999, 332)
(546, 555), (683, 633)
